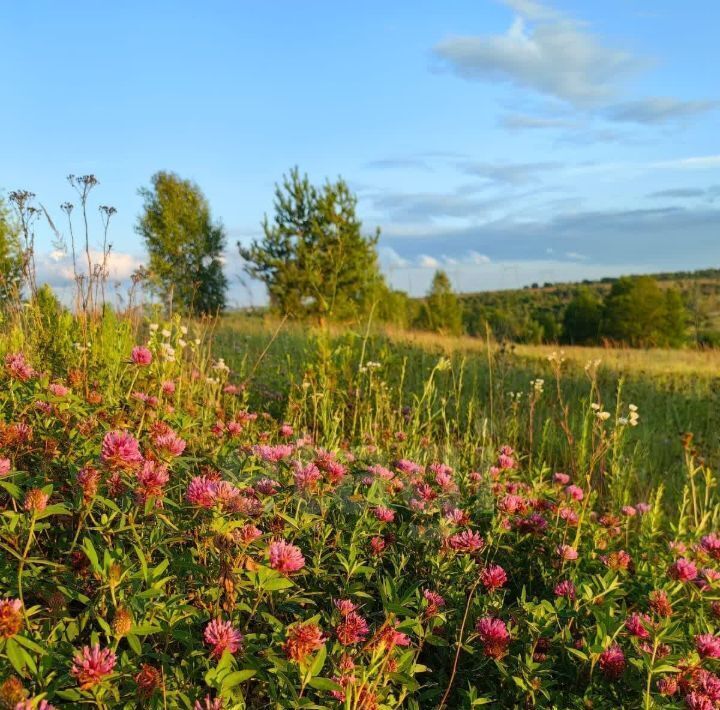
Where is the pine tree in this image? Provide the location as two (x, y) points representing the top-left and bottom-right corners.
(136, 172), (227, 315)
(239, 167), (383, 320)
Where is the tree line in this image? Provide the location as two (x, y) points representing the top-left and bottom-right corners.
(0, 168), (711, 347)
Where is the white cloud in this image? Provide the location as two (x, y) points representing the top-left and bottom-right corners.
(418, 254), (440, 269)
(468, 250), (491, 264)
(36, 250), (144, 286)
(378, 246), (410, 269)
(433, 2), (641, 107)
(605, 97), (720, 124)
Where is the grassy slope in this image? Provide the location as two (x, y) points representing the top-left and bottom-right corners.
(456, 269), (720, 332)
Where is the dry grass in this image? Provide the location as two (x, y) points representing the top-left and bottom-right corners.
(513, 343), (720, 377)
(378, 326), (720, 377)
(220, 314), (720, 377)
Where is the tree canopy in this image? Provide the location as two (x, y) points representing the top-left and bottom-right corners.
(563, 287), (603, 344)
(136, 172), (227, 315)
(601, 276), (686, 347)
(239, 167), (383, 321)
(416, 270), (463, 336)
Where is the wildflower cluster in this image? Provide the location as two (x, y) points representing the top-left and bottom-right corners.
(0, 326), (718, 709)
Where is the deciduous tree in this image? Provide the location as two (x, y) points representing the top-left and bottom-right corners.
(136, 172), (227, 315)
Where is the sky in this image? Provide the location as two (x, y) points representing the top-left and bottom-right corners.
(2, 0), (719, 305)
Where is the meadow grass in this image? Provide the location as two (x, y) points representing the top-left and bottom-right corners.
(214, 314), (720, 507)
(2, 306), (720, 707)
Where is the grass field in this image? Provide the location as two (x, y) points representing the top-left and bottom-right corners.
(2, 307), (720, 708)
(214, 315), (720, 506)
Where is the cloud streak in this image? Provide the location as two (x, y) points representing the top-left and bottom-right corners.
(605, 98), (720, 124)
(379, 204), (720, 268)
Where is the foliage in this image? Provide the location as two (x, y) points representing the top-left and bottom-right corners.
(0, 196), (23, 303)
(602, 276), (686, 347)
(1, 307), (720, 708)
(415, 271), (463, 336)
(239, 168), (384, 321)
(563, 288), (603, 345)
(453, 274), (699, 347)
(136, 172), (227, 316)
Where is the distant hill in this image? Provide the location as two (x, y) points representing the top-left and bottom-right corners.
(453, 267), (720, 345)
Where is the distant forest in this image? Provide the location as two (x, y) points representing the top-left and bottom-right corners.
(400, 268), (720, 347)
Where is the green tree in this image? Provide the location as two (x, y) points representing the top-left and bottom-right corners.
(0, 197), (23, 303)
(416, 270), (463, 335)
(374, 283), (415, 329)
(562, 287), (603, 344)
(601, 276), (686, 347)
(662, 288), (687, 347)
(136, 172), (227, 315)
(536, 309), (561, 343)
(239, 167), (383, 320)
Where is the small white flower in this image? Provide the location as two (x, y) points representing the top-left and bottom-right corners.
(149, 323), (159, 332)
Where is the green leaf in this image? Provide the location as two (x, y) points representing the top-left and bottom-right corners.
(221, 669), (256, 690)
(566, 647), (589, 661)
(0, 480), (21, 499)
(82, 537), (101, 573)
(263, 577), (294, 592)
(55, 689), (83, 701)
(130, 624), (162, 636)
(14, 634), (45, 655)
(308, 643), (327, 679)
(5, 638), (26, 673)
(36, 503), (71, 519)
(307, 677), (342, 692)
(127, 633), (142, 655)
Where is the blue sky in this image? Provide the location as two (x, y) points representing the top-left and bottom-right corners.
(2, 0), (719, 304)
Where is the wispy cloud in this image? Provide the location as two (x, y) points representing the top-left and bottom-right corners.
(498, 113), (575, 130)
(363, 157), (433, 171)
(370, 189), (495, 222)
(458, 160), (559, 184)
(605, 97), (720, 124)
(647, 185), (720, 201)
